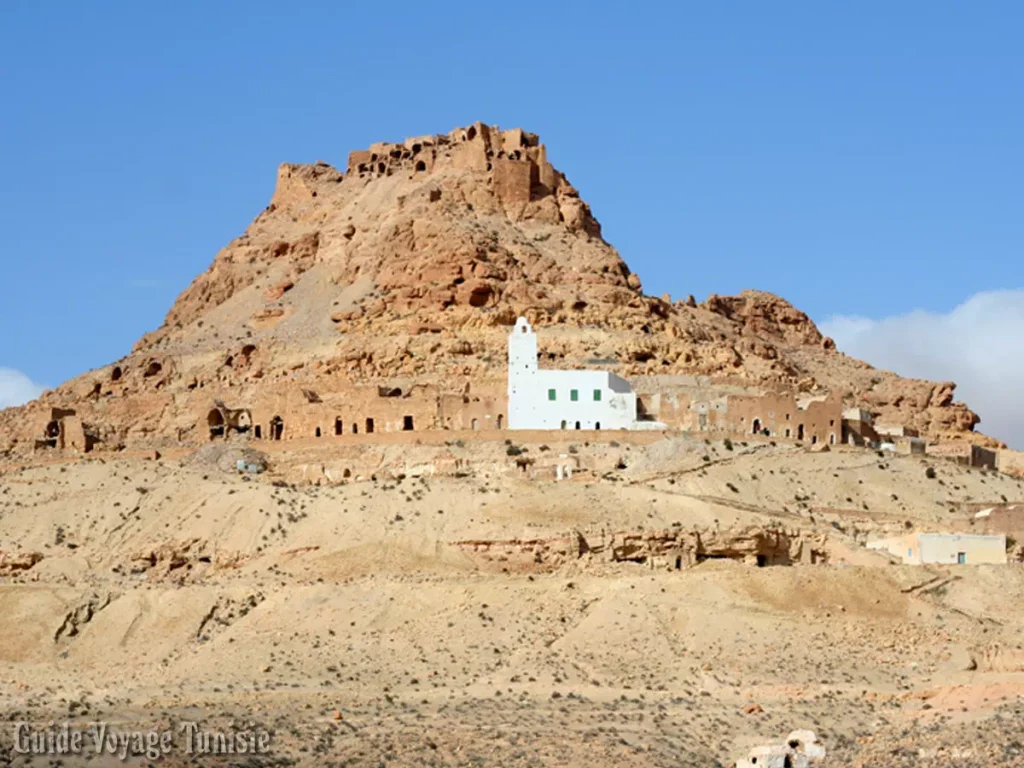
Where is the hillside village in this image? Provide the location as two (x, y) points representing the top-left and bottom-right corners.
(19, 306), (1023, 477)
(1, 123), (1023, 767)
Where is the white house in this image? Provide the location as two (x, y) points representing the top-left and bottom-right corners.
(507, 317), (664, 431)
(867, 532), (1007, 565)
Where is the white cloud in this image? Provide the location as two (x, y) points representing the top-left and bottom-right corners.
(820, 290), (1024, 449)
(0, 368), (46, 409)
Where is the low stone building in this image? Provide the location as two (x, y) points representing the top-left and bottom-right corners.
(973, 505), (1024, 561)
(867, 532), (1007, 565)
(841, 407), (879, 447)
(997, 448), (1024, 477)
(926, 442), (998, 470)
(205, 400), (253, 440)
(33, 407), (97, 453)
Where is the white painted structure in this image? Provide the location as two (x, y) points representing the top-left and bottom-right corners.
(507, 317), (665, 431)
(867, 532), (1007, 565)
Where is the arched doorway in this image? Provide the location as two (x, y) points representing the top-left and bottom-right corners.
(236, 411), (252, 433)
(335, 418), (343, 436)
(496, 414), (503, 429)
(797, 424), (804, 441)
(575, 421), (581, 430)
(471, 418), (478, 431)
(595, 422), (601, 430)
(752, 418), (761, 435)
(270, 416), (284, 441)
(207, 409), (225, 440)
(42, 420), (60, 448)
(560, 420), (567, 429)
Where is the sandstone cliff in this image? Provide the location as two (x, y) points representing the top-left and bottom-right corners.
(0, 122), (995, 453)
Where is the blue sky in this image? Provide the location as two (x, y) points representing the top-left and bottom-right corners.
(1, 2), (1021, 444)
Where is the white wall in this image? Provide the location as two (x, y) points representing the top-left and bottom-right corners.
(917, 533), (1006, 565)
(866, 535), (916, 562)
(867, 533), (1007, 564)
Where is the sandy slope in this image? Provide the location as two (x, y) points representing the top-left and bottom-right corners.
(1, 438), (1023, 766)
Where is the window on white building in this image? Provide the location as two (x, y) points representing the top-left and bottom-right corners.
(593, 389), (601, 401)
(548, 389), (556, 401)
(570, 389), (578, 401)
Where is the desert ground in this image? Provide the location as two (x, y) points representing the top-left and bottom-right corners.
(1, 434), (1023, 766)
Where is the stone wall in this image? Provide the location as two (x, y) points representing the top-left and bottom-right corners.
(192, 383), (512, 444)
(927, 442), (998, 470)
(686, 391), (843, 446)
(998, 449), (1024, 477)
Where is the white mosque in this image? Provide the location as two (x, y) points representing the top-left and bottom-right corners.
(506, 317), (665, 431)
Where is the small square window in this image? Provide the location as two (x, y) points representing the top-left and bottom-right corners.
(548, 389), (556, 401)
(593, 389), (601, 401)
(570, 389), (578, 402)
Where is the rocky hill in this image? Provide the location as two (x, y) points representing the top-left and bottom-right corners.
(0, 122), (995, 453)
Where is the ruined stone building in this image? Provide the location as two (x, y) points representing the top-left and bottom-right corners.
(841, 407), (879, 447)
(217, 383), (506, 443)
(685, 391), (844, 446)
(925, 442), (998, 470)
(33, 408), (96, 452)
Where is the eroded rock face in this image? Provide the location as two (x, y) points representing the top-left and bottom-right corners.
(0, 552), (43, 575)
(453, 525), (829, 572)
(0, 122), (996, 453)
(702, 291), (826, 347)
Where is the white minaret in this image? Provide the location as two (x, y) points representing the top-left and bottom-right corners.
(508, 317), (538, 427)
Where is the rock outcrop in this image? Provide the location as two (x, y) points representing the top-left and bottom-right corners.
(0, 122), (995, 453)
(735, 730), (826, 768)
(454, 525), (828, 572)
